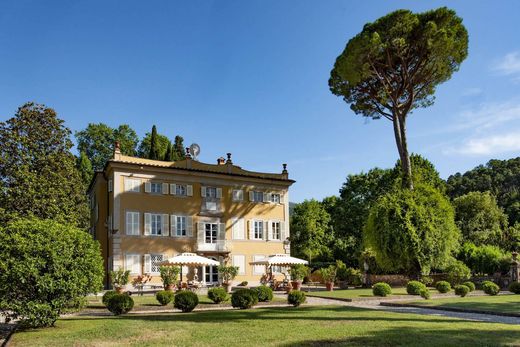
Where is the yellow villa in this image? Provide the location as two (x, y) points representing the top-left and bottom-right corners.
(88, 142), (295, 289)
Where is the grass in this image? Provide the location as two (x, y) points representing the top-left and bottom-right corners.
(10, 305), (520, 346)
(407, 294), (520, 314)
(305, 287), (434, 300)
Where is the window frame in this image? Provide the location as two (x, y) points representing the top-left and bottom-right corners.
(150, 214), (163, 236)
(150, 254), (164, 274)
(150, 182), (162, 194)
(271, 221), (281, 240)
(253, 220), (264, 240)
(232, 189), (244, 202)
(176, 215), (187, 237)
(126, 211), (140, 235)
(124, 178), (141, 193)
(252, 191), (264, 203)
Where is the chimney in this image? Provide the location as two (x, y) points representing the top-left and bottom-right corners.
(113, 141), (122, 160)
(217, 157), (226, 165)
(226, 153), (233, 165)
(185, 147), (192, 159)
(282, 163), (288, 179)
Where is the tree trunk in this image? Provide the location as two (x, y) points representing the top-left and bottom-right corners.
(392, 113), (413, 190)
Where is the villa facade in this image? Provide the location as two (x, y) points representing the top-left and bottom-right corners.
(88, 143), (295, 288)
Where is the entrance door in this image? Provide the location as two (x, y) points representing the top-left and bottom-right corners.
(205, 257), (219, 284)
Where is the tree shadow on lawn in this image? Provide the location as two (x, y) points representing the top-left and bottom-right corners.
(422, 300), (520, 314)
(280, 326), (520, 347)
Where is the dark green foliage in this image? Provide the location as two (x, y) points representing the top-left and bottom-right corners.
(420, 289), (431, 300)
(463, 281), (476, 292)
(336, 261), (363, 285)
(365, 184), (460, 275)
(287, 290), (306, 307)
(420, 276), (434, 286)
(137, 128), (171, 160)
(482, 281), (500, 296)
(454, 285), (470, 297)
(372, 282), (392, 297)
(149, 125), (159, 160)
(253, 286), (273, 302)
(106, 293), (134, 315)
(174, 291), (199, 312)
(435, 281), (451, 293)
(102, 291), (117, 306)
(77, 151), (94, 186)
(231, 289), (258, 309)
(207, 287), (227, 304)
(0, 102), (89, 228)
(289, 264), (310, 281)
(173, 135), (186, 160)
(407, 281), (427, 295)
(508, 282), (520, 294)
(458, 242), (510, 275)
(0, 219), (104, 327)
(164, 143), (173, 161)
(156, 291), (174, 306)
(445, 260), (471, 285)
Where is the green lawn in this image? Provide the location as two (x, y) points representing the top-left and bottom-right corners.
(11, 306), (520, 347)
(408, 294), (520, 314)
(305, 287), (434, 300)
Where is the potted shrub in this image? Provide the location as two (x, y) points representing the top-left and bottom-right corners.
(217, 265), (239, 293)
(159, 265), (180, 291)
(132, 273), (152, 295)
(110, 268), (131, 293)
(289, 264), (309, 291)
(321, 265), (337, 291)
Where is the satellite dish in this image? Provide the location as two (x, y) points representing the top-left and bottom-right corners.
(189, 143), (200, 160)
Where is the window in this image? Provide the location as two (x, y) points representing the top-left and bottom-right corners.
(124, 178), (141, 192)
(253, 220), (264, 240)
(176, 216), (187, 236)
(271, 221), (281, 240)
(233, 255), (246, 275)
(176, 184), (187, 196)
(126, 212), (140, 235)
(206, 187), (217, 198)
(232, 189), (243, 202)
(205, 257), (219, 284)
(232, 218), (245, 240)
(253, 255), (265, 275)
(205, 223), (218, 244)
(151, 214), (162, 235)
(125, 254), (141, 275)
(150, 182), (162, 193)
(270, 194), (281, 204)
(150, 254), (164, 273)
(251, 191), (264, 203)
(205, 201), (217, 211)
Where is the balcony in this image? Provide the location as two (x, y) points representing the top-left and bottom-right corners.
(195, 240), (232, 253)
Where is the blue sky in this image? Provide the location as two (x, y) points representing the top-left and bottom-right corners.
(1, 1), (520, 202)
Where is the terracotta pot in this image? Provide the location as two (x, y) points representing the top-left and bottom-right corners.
(325, 282), (334, 291)
(285, 282), (293, 293)
(224, 282), (232, 293)
(291, 280), (302, 291)
(115, 286), (125, 294)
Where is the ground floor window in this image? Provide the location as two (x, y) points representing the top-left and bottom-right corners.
(205, 257), (219, 283)
(150, 254), (164, 273)
(205, 223), (218, 243)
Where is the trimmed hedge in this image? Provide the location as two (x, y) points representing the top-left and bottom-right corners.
(420, 288), (431, 300)
(288, 290), (306, 307)
(174, 291), (199, 312)
(106, 293), (134, 315)
(454, 285), (470, 297)
(231, 289), (258, 309)
(482, 281), (500, 296)
(253, 286), (273, 302)
(406, 281), (426, 295)
(435, 281), (451, 293)
(156, 290), (174, 306)
(509, 282), (520, 294)
(463, 281), (476, 292)
(102, 290), (117, 306)
(208, 287), (227, 303)
(372, 282), (392, 297)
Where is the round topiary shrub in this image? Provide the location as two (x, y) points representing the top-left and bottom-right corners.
(254, 285), (273, 302)
(463, 281), (476, 292)
(454, 285), (470, 297)
(102, 290), (117, 306)
(435, 281), (451, 294)
(174, 290), (199, 312)
(208, 287), (227, 303)
(288, 290), (306, 307)
(106, 293), (134, 315)
(509, 282), (520, 294)
(372, 282), (392, 297)
(406, 281), (426, 295)
(231, 288), (258, 309)
(482, 281), (500, 296)
(420, 288), (431, 300)
(156, 290), (174, 306)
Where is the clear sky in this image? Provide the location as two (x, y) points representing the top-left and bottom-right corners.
(1, 1), (520, 202)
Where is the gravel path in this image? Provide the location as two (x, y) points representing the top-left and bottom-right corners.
(304, 296), (520, 325)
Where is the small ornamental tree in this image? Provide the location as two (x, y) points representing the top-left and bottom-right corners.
(364, 184), (460, 275)
(0, 219), (104, 327)
(329, 7), (468, 189)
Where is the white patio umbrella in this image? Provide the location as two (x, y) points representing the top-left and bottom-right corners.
(249, 254), (308, 266)
(159, 252), (220, 281)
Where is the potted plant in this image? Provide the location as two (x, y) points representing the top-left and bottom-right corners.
(110, 268), (131, 293)
(217, 265), (239, 293)
(159, 265), (180, 291)
(132, 273), (152, 295)
(320, 265), (337, 291)
(289, 264), (309, 291)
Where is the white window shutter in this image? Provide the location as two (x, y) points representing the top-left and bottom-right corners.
(218, 223), (226, 239)
(280, 193), (285, 204)
(170, 215), (177, 236)
(197, 222), (205, 240)
(280, 221), (286, 240)
(144, 254), (151, 273)
(144, 213), (151, 235)
(264, 193), (270, 203)
(162, 183), (169, 194)
(248, 220), (253, 239)
(267, 220), (272, 240)
(136, 213), (141, 235)
(162, 214), (169, 236)
(170, 184), (176, 195)
(264, 221), (269, 240)
(231, 218), (238, 239)
(187, 185), (193, 196)
(216, 188), (222, 199)
(187, 216), (193, 237)
(201, 186), (206, 197)
(145, 182), (151, 193)
(126, 212), (131, 235)
(239, 219), (245, 240)
(249, 191), (254, 202)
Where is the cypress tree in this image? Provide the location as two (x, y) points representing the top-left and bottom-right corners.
(164, 143), (173, 161)
(149, 125), (159, 160)
(173, 135), (186, 160)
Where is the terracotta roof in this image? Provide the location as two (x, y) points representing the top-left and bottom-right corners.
(109, 155), (294, 183)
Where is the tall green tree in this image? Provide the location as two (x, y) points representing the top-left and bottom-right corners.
(76, 123), (138, 171)
(149, 125), (159, 160)
(173, 135), (186, 160)
(137, 128), (171, 160)
(0, 102), (88, 228)
(164, 143), (173, 161)
(77, 151), (94, 186)
(329, 7), (468, 189)
(290, 199), (333, 263)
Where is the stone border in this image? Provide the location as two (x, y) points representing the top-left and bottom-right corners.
(1, 323), (17, 347)
(380, 302), (520, 318)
